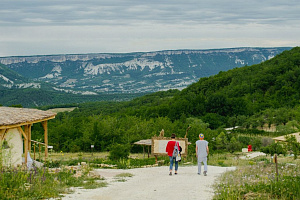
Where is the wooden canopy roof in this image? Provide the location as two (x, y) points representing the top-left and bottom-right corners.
(0, 107), (56, 129)
(134, 139), (152, 146)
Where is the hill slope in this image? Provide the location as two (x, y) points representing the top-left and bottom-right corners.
(86, 47), (300, 128)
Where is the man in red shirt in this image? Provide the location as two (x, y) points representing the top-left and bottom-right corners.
(166, 133), (180, 175)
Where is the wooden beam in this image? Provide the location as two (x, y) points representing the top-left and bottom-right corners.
(17, 127), (27, 140)
(21, 126), (28, 165)
(31, 140), (46, 145)
(42, 121), (48, 161)
(28, 124), (32, 151)
(0, 129), (5, 135)
(0, 129), (7, 140)
(24, 125), (31, 152)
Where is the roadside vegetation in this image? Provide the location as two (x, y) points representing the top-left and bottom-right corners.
(0, 163), (106, 199)
(213, 155), (300, 200)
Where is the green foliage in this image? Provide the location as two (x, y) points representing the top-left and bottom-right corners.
(261, 143), (286, 156)
(0, 166), (106, 199)
(215, 132), (228, 150)
(226, 136), (241, 153)
(214, 162), (300, 200)
(285, 135), (300, 159)
(0, 88), (145, 108)
(109, 144), (131, 161)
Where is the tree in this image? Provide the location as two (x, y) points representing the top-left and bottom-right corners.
(226, 136), (241, 153)
(261, 142), (286, 156)
(285, 135), (300, 159)
(215, 132), (228, 150)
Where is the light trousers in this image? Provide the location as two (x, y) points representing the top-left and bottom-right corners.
(197, 156), (207, 174)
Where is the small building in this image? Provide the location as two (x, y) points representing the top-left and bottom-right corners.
(273, 132), (300, 143)
(0, 107), (56, 167)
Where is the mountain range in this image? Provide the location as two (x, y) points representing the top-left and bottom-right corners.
(0, 47), (292, 107)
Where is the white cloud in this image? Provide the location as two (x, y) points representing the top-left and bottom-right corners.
(0, 0), (299, 56)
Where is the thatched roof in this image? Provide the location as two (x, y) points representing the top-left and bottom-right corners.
(273, 132), (300, 143)
(134, 139), (152, 146)
(0, 107), (56, 128)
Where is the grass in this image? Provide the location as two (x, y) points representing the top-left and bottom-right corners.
(0, 165), (107, 199)
(114, 173), (134, 182)
(213, 155), (300, 200)
(115, 173), (134, 178)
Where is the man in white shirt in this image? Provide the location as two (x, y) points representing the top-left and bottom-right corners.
(195, 133), (209, 176)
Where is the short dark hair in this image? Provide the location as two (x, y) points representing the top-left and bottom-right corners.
(171, 133), (176, 138)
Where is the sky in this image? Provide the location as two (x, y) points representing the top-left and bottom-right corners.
(0, 0), (300, 57)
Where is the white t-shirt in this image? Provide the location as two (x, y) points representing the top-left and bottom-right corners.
(196, 140), (208, 158)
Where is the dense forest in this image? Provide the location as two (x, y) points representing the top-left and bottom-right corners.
(29, 47), (300, 154)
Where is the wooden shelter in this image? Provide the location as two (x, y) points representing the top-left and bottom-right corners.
(273, 132), (300, 143)
(134, 139), (152, 158)
(0, 107), (56, 167)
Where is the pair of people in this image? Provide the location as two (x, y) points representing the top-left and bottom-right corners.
(166, 133), (209, 176)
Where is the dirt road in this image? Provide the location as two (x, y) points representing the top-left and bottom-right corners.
(62, 165), (236, 200)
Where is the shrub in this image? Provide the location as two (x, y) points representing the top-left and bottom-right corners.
(214, 162), (300, 199)
(109, 144), (130, 161)
(261, 143), (286, 156)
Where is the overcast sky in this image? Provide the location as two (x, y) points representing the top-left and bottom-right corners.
(0, 0), (299, 57)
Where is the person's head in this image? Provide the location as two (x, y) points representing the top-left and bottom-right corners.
(199, 133), (204, 140)
(171, 133), (176, 139)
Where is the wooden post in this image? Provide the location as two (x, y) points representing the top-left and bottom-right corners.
(143, 145), (145, 159)
(275, 154), (279, 181)
(24, 126), (29, 165)
(39, 144), (41, 161)
(33, 143), (36, 160)
(42, 121), (48, 161)
(28, 124), (32, 152)
(147, 146), (150, 158)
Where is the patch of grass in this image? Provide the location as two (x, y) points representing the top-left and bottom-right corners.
(0, 166), (108, 199)
(114, 178), (127, 182)
(113, 172), (134, 182)
(115, 173), (133, 178)
(83, 180), (108, 189)
(213, 159), (300, 199)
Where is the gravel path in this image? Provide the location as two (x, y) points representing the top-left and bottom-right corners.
(62, 165), (236, 200)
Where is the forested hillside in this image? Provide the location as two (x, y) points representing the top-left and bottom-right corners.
(31, 47), (300, 153)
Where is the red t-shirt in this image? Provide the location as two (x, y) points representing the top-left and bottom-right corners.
(166, 140), (179, 157)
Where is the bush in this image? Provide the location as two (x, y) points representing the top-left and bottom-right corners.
(109, 144), (130, 161)
(214, 162), (300, 199)
(261, 143), (286, 156)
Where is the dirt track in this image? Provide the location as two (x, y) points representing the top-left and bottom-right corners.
(62, 165), (236, 200)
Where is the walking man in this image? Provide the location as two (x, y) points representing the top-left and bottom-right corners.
(196, 133), (209, 176)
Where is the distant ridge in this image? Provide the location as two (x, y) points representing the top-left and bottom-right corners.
(0, 47), (292, 95)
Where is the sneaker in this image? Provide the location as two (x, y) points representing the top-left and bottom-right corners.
(175, 173), (177, 175)
(169, 172), (172, 176)
(197, 173), (201, 175)
(204, 171), (207, 176)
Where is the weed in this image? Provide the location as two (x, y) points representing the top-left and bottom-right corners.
(115, 173), (134, 178)
(213, 160), (300, 199)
